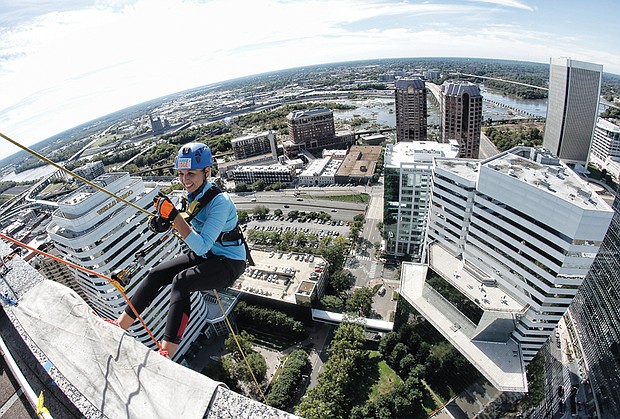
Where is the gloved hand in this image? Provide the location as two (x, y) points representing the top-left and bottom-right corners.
(148, 215), (171, 233)
(153, 193), (179, 221)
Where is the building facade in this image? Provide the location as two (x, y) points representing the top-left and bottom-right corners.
(231, 131), (277, 160)
(395, 79), (427, 143)
(287, 108), (335, 147)
(568, 185), (620, 417)
(427, 148), (612, 362)
(543, 57), (603, 165)
(45, 172), (215, 360)
(589, 117), (620, 180)
(440, 81), (483, 159)
(232, 164), (295, 185)
(383, 140), (459, 261)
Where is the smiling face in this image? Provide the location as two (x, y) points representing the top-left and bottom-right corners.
(178, 167), (210, 194)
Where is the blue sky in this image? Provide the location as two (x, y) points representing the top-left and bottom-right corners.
(1, 0), (619, 162)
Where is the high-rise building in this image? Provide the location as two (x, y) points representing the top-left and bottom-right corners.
(45, 172), (220, 360)
(589, 117), (620, 180)
(441, 81), (483, 158)
(287, 108), (335, 147)
(383, 140), (459, 261)
(400, 147), (613, 392)
(568, 186), (620, 417)
(543, 57), (603, 165)
(395, 78), (427, 142)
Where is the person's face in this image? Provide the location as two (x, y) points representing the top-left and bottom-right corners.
(178, 168), (209, 194)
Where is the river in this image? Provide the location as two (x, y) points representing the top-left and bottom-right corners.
(1, 164), (59, 183)
(329, 86), (547, 132)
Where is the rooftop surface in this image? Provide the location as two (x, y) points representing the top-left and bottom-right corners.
(428, 245), (525, 313)
(231, 249), (327, 304)
(385, 141), (460, 167)
(483, 150), (610, 210)
(399, 254), (528, 392)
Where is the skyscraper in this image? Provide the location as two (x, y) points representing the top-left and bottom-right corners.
(395, 78), (427, 142)
(543, 57), (603, 165)
(568, 186), (620, 417)
(400, 147), (613, 391)
(441, 81), (483, 158)
(383, 140), (459, 261)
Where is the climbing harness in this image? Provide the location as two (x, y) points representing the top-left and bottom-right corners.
(183, 185), (255, 266)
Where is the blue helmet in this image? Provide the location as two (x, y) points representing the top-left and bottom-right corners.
(174, 143), (213, 170)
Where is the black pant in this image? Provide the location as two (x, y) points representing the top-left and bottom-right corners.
(124, 251), (246, 344)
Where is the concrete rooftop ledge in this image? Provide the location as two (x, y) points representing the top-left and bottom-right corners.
(0, 242), (299, 418)
(399, 261), (528, 392)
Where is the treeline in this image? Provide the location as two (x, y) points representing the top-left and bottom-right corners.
(234, 301), (307, 341)
(484, 126), (544, 151)
(378, 300), (482, 401)
(265, 349), (309, 411)
(484, 79), (547, 99)
(297, 323), (385, 419)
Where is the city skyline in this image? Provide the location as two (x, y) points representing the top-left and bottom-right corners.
(1, 0), (619, 162)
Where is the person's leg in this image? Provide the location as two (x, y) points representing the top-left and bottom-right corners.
(116, 252), (205, 329)
(162, 256), (246, 357)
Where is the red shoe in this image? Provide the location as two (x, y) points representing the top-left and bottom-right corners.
(104, 318), (120, 327)
(157, 348), (169, 358)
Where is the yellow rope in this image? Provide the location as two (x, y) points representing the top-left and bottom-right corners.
(1, 131), (264, 398)
(213, 289), (267, 403)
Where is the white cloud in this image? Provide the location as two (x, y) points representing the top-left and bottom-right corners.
(0, 0), (618, 161)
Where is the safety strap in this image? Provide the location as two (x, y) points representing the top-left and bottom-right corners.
(185, 186), (254, 266)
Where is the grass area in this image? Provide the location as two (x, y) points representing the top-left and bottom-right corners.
(368, 351), (402, 400)
(306, 193), (369, 203)
(422, 379), (444, 413)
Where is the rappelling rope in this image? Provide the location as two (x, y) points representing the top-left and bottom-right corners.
(0, 232), (163, 351)
(1, 131), (264, 397)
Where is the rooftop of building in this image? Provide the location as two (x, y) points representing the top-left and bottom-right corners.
(395, 78), (425, 90)
(230, 249), (328, 305)
(59, 172), (128, 207)
(597, 117), (620, 132)
(385, 140), (460, 167)
(299, 157), (342, 177)
(435, 147), (613, 211)
(336, 145), (382, 178)
(399, 255), (528, 393)
(287, 107), (332, 120)
(484, 148), (611, 210)
(231, 131), (273, 144)
(441, 80), (482, 97)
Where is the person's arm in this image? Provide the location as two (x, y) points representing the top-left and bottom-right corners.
(172, 213), (192, 238)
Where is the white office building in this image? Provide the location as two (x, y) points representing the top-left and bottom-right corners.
(589, 117), (620, 180)
(400, 147), (613, 392)
(543, 57), (603, 165)
(46, 172), (225, 360)
(383, 140), (459, 261)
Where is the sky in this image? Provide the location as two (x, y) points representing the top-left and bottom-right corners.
(1, 0), (619, 162)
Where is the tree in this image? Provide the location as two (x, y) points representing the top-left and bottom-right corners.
(273, 208), (283, 216)
(345, 287), (374, 317)
(320, 295), (344, 312)
(225, 330), (254, 359)
(235, 183), (250, 192)
(253, 205), (270, 219)
(329, 269), (353, 295)
(252, 179), (266, 191)
(237, 210), (249, 223)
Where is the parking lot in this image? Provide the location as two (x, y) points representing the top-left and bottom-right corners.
(244, 215), (351, 240)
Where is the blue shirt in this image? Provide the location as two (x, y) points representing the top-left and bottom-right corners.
(183, 182), (246, 261)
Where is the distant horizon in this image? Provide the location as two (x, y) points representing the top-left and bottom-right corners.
(1, 55), (556, 168)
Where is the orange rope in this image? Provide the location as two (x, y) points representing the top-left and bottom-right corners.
(0, 232), (163, 351)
